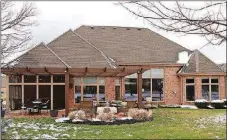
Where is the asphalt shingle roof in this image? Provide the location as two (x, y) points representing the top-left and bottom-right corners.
(179, 49), (224, 73)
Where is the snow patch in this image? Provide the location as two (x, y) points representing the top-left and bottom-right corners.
(180, 105), (198, 109)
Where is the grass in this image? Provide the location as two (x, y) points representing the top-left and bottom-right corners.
(2, 108), (226, 139)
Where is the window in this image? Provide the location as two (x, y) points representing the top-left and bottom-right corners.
(24, 75), (36, 83)
(74, 77), (105, 103)
(9, 75), (22, 83)
(125, 78), (137, 101)
(53, 75), (65, 83)
(185, 78), (195, 101)
(115, 78), (121, 100)
(125, 69), (164, 102)
(142, 79), (151, 101)
(39, 75), (51, 83)
(202, 78), (219, 101)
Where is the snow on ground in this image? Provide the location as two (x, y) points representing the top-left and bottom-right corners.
(195, 115), (226, 128)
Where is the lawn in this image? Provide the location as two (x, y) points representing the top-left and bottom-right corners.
(1, 108), (226, 139)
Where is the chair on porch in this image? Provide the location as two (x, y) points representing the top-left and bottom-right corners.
(40, 100), (50, 114)
(79, 100), (94, 119)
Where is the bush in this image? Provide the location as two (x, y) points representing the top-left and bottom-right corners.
(128, 108), (152, 120)
(211, 100), (225, 109)
(68, 110), (86, 120)
(194, 99), (209, 109)
(96, 112), (113, 121)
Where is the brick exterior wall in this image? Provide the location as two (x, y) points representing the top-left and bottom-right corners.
(105, 77), (115, 101)
(164, 67), (182, 104)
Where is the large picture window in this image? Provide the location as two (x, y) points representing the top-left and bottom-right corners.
(185, 78), (195, 101)
(125, 69), (164, 102)
(202, 78), (219, 100)
(74, 77), (105, 103)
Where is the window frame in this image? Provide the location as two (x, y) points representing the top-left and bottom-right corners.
(185, 78), (195, 102)
(74, 77), (105, 104)
(201, 77), (220, 101)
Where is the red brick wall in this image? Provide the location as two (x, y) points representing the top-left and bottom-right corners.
(219, 76), (226, 99)
(105, 77), (115, 101)
(164, 67), (182, 104)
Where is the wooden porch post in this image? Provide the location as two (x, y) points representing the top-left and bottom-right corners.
(65, 73), (70, 115)
(137, 72), (143, 108)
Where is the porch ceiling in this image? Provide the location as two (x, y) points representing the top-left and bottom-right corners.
(1, 67), (149, 77)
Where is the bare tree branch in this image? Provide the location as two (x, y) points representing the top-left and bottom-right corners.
(119, 1), (226, 46)
(1, 1), (38, 63)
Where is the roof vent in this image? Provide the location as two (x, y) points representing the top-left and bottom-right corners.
(101, 27), (105, 29)
(177, 51), (189, 64)
(126, 28), (130, 30)
(138, 28), (141, 30)
(113, 27), (116, 29)
(91, 26), (94, 29)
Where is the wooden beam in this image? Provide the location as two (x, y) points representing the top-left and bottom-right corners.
(137, 72), (143, 108)
(82, 67), (88, 76)
(26, 67), (36, 75)
(94, 67), (107, 76)
(44, 67), (51, 74)
(65, 73), (70, 115)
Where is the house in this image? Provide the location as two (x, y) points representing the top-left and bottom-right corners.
(1, 75), (6, 100)
(1, 25), (226, 114)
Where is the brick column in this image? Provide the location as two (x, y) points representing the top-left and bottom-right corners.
(105, 77), (115, 102)
(120, 77), (125, 100)
(219, 76), (226, 99)
(195, 77), (201, 99)
(65, 73), (74, 115)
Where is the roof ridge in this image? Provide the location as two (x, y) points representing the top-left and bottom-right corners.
(72, 30), (117, 68)
(80, 25), (147, 29)
(2, 42), (44, 67)
(43, 44), (72, 68)
(178, 51), (196, 73)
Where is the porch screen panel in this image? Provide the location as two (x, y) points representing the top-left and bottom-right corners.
(9, 85), (22, 110)
(142, 79), (151, 101)
(152, 79), (163, 101)
(125, 78), (137, 101)
(24, 85), (36, 103)
(53, 85), (65, 110)
(39, 85), (51, 108)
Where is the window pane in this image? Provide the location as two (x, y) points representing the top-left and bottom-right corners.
(202, 79), (209, 83)
(74, 78), (81, 85)
(186, 79), (194, 84)
(24, 75), (36, 83)
(211, 78), (219, 83)
(202, 85), (209, 100)
(24, 85), (36, 104)
(152, 79), (163, 101)
(125, 78), (137, 101)
(142, 70), (150, 78)
(83, 77), (97, 84)
(186, 85), (195, 101)
(151, 69), (164, 78)
(126, 73), (137, 78)
(98, 77), (105, 84)
(9, 75), (22, 83)
(39, 75), (51, 83)
(83, 86), (97, 101)
(115, 85), (121, 100)
(142, 79), (151, 101)
(99, 86), (105, 101)
(53, 75), (65, 83)
(9, 85), (22, 110)
(211, 85), (219, 100)
(75, 86), (81, 103)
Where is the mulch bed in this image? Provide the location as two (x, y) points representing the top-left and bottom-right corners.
(64, 117), (154, 125)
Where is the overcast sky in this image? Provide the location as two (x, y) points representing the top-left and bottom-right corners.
(13, 1), (226, 64)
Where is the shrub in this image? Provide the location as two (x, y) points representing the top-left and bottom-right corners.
(128, 108), (152, 120)
(211, 100), (225, 109)
(194, 99), (209, 109)
(68, 110), (86, 120)
(96, 112), (113, 121)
